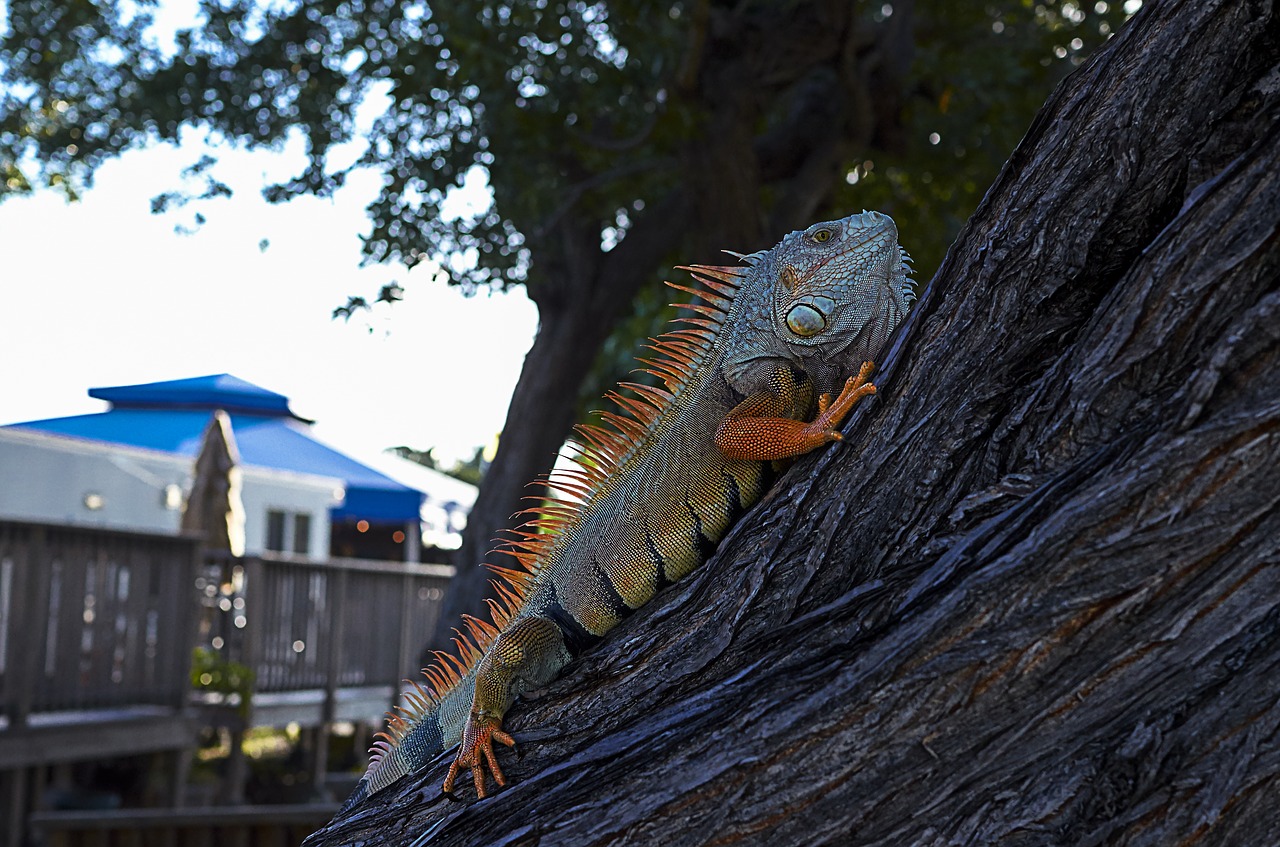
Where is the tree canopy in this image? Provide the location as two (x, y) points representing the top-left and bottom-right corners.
(3, 0), (1129, 293)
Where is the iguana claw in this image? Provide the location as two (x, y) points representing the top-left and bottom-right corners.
(442, 712), (516, 799)
(798, 360), (878, 445)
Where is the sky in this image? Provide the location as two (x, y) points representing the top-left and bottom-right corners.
(0, 135), (540, 467)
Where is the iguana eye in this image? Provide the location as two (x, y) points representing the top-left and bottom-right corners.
(786, 303), (827, 337)
(811, 228), (832, 243)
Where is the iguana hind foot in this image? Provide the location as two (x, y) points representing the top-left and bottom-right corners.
(442, 712), (516, 799)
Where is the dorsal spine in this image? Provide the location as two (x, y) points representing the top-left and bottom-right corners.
(364, 263), (748, 774)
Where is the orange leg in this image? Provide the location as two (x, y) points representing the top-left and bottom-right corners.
(716, 361), (877, 461)
(442, 710), (516, 798)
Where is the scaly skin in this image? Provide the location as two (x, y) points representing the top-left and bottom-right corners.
(340, 211), (913, 812)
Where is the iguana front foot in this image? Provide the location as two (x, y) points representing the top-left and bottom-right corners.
(442, 712), (516, 799)
(804, 360), (878, 446)
(715, 360), (878, 461)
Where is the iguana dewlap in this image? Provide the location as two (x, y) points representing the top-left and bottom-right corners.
(341, 211), (913, 810)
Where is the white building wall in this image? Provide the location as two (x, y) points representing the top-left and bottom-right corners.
(242, 473), (344, 557)
(0, 429), (342, 558)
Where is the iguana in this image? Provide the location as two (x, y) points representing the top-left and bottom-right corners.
(341, 210), (913, 811)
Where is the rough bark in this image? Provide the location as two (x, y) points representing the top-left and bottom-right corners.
(325, 0), (1280, 843)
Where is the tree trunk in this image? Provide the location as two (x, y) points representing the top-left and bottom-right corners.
(433, 0), (903, 656)
(328, 0), (1280, 843)
(435, 191), (697, 655)
(432, 290), (605, 659)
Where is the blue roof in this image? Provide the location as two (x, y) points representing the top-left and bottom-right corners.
(6, 375), (423, 523)
(89, 373), (307, 421)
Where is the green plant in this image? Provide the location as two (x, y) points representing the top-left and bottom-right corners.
(191, 646), (255, 719)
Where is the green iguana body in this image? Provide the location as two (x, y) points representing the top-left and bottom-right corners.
(341, 211), (913, 810)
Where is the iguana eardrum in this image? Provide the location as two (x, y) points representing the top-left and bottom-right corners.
(342, 210), (913, 810)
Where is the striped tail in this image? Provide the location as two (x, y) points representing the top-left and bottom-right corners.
(340, 669), (476, 811)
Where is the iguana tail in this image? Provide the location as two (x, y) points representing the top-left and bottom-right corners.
(339, 652), (479, 811)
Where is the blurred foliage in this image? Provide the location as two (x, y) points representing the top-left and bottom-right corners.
(388, 443), (488, 485)
(839, 2), (1133, 259)
(332, 280), (404, 321)
(1, 1), (1132, 276)
(0, 0), (692, 293)
(191, 645), (255, 719)
(0, 0), (1136, 411)
(446, 445), (488, 486)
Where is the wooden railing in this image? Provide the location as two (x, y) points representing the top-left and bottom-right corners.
(1, 517), (454, 739)
(0, 519), (456, 847)
(200, 552), (453, 711)
(0, 520), (200, 727)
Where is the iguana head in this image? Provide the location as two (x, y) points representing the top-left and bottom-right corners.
(725, 211), (912, 395)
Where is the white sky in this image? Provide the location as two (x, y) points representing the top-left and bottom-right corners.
(0, 136), (539, 467)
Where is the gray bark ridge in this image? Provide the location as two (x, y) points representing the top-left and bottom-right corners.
(307, 0), (1280, 844)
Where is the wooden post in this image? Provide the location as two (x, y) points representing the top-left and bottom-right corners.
(168, 539), (204, 809)
(9, 525), (49, 731)
(394, 571), (416, 713)
(175, 541), (203, 710)
(1, 526), (46, 847)
(167, 748), (193, 809)
(313, 565), (347, 799)
(1, 768), (27, 847)
(404, 521), (421, 564)
(222, 555), (261, 806)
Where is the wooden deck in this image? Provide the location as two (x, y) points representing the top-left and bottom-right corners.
(0, 706), (197, 769)
(0, 519), (454, 847)
(0, 522), (199, 733)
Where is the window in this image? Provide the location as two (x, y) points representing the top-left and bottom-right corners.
(293, 514), (311, 555)
(265, 510), (286, 552)
(265, 509), (315, 555)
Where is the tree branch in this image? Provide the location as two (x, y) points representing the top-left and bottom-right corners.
(310, 2), (1279, 843)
